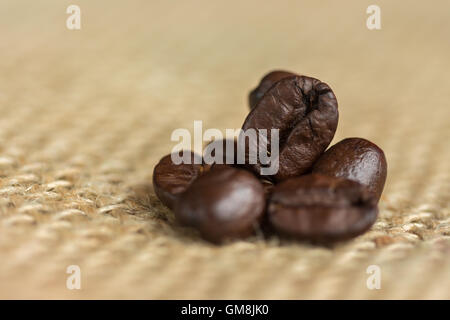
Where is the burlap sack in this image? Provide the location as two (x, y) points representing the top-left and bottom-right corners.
(0, 0), (448, 299)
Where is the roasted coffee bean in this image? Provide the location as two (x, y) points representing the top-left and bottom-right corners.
(152, 151), (206, 209)
(249, 70), (298, 109)
(174, 165), (265, 243)
(242, 75), (338, 181)
(312, 138), (387, 201)
(268, 174), (378, 243)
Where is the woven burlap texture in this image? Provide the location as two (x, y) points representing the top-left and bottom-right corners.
(0, 1), (449, 299)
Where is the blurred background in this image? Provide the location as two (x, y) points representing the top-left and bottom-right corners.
(0, 0), (449, 299)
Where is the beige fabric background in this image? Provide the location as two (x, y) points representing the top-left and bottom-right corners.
(0, 0), (449, 299)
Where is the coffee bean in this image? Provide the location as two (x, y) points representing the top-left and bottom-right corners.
(242, 75), (339, 181)
(312, 138), (387, 201)
(268, 174), (378, 243)
(174, 165), (265, 243)
(249, 70), (298, 109)
(152, 151), (206, 209)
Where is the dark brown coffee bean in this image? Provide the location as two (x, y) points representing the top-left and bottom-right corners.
(152, 151), (206, 209)
(312, 138), (387, 201)
(174, 165), (265, 243)
(249, 70), (298, 109)
(268, 174), (378, 243)
(242, 75), (338, 181)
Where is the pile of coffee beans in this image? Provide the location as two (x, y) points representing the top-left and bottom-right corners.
(153, 70), (387, 244)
